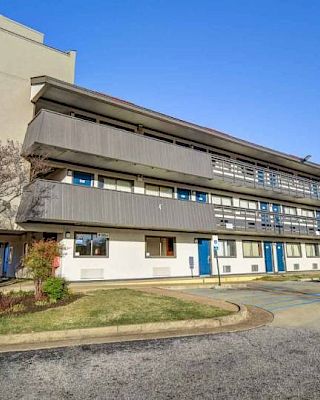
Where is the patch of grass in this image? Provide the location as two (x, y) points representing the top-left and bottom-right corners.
(0, 289), (231, 335)
(256, 273), (320, 282)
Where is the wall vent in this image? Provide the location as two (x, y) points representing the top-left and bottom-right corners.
(80, 268), (104, 280)
(293, 264), (300, 271)
(251, 264), (259, 273)
(223, 265), (231, 273)
(312, 263), (318, 270)
(153, 267), (171, 277)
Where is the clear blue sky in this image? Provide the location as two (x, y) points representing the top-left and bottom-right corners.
(2, 0), (320, 161)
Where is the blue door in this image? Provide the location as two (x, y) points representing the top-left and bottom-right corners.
(195, 191), (207, 203)
(269, 171), (278, 187)
(264, 242), (273, 273)
(2, 243), (10, 277)
(272, 204), (282, 229)
(311, 182), (319, 198)
(260, 202), (270, 227)
(198, 239), (211, 276)
(257, 169), (265, 185)
(73, 171), (93, 187)
(177, 188), (191, 201)
(316, 211), (320, 231)
(276, 243), (286, 273)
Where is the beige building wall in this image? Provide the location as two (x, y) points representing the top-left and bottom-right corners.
(0, 15), (76, 142)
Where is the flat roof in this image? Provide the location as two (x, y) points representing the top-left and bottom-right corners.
(31, 75), (320, 177)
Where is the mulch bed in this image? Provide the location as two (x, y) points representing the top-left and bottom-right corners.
(0, 292), (82, 317)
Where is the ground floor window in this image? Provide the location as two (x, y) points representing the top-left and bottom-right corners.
(145, 236), (175, 257)
(74, 233), (109, 257)
(286, 243), (302, 257)
(305, 243), (319, 257)
(242, 241), (262, 257)
(218, 240), (237, 257)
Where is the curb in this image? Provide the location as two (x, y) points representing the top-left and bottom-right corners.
(0, 305), (248, 349)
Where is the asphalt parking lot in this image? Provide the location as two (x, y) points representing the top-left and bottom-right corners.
(1, 281), (320, 400)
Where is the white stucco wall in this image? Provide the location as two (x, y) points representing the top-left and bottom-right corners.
(59, 229), (201, 281)
(48, 228), (320, 281)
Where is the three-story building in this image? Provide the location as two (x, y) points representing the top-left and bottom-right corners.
(16, 75), (320, 280)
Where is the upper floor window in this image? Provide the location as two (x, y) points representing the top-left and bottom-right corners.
(239, 199), (258, 210)
(145, 184), (173, 198)
(73, 171), (93, 187)
(283, 206), (297, 216)
(74, 113), (96, 122)
(98, 176), (133, 192)
(301, 209), (315, 218)
(212, 195), (232, 207)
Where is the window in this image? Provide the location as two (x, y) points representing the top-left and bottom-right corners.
(145, 236), (175, 257)
(73, 171), (93, 187)
(177, 188), (191, 201)
(239, 199), (258, 210)
(74, 233), (108, 257)
(98, 176), (133, 192)
(283, 206), (297, 215)
(217, 240), (237, 257)
(306, 243), (320, 258)
(286, 243), (302, 257)
(212, 195), (232, 206)
(145, 184), (173, 198)
(242, 241), (262, 257)
(100, 120), (135, 132)
(301, 209), (315, 218)
(74, 113), (96, 122)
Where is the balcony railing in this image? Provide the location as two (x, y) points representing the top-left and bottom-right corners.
(17, 179), (320, 238)
(214, 205), (320, 237)
(212, 155), (320, 200)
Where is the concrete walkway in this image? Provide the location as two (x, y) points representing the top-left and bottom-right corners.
(0, 275), (258, 293)
(185, 280), (320, 330)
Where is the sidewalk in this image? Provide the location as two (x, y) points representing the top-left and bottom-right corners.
(0, 275), (258, 293)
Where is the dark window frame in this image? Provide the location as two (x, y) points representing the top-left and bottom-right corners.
(74, 232), (109, 258)
(145, 236), (176, 258)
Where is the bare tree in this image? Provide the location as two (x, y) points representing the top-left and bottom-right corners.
(0, 140), (50, 229)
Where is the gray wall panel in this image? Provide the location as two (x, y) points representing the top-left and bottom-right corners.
(23, 110), (213, 179)
(17, 180), (217, 233)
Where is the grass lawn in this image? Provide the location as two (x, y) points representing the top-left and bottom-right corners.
(256, 273), (320, 282)
(0, 288), (231, 335)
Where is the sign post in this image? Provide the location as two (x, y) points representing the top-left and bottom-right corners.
(212, 235), (221, 286)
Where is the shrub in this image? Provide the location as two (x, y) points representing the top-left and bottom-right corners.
(43, 277), (69, 301)
(23, 240), (63, 300)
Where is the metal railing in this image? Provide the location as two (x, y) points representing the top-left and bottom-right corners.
(211, 155), (320, 200)
(214, 204), (320, 236)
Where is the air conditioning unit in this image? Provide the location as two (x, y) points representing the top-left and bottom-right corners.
(251, 264), (259, 273)
(223, 265), (231, 273)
